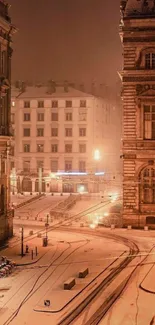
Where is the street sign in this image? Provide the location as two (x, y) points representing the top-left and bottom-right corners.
(44, 300), (50, 307)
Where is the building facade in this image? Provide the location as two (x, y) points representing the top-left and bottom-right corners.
(0, 1), (16, 242)
(11, 84), (108, 194)
(120, 0), (155, 227)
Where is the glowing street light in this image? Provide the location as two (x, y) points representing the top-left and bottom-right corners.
(94, 149), (101, 161)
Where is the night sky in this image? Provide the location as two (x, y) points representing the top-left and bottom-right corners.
(9, 0), (122, 86)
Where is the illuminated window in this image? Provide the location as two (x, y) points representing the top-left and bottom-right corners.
(24, 101), (30, 108)
(144, 105), (155, 139)
(37, 144), (44, 152)
(51, 144), (58, 153)
(37, 128), (44, 137)
(141, 167), (155, 204)
(145, 53), (155, 69)
(51, 128), (58, 137)
(24, 113), (30, 121)
(79, 128), (86, 137)
(12, 101), (15, 107)
(65, 144), (72, 153)
(37, 113), (44, 121)
(23, 144), (30, 153)
(38, 101), (44, 108)
(65, 128), (72, 137)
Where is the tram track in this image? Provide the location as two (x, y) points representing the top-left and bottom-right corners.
(1, 238), (91, 325)
(9, 198), (113, 249)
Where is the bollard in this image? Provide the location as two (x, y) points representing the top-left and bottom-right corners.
(111, 224), (115, 230)
(127, 225), (132, 230)
(25, 245), (29, 254)
(144, 226), (148, 231)
(31, 250), (33, 260)
(35, 247), (38, 256)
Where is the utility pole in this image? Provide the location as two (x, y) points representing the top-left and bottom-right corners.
(38, 167), (42, 194)
(20, 227), (24, 257)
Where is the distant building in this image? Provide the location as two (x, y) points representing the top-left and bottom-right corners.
(0, 1), (16, 242)
(11, 83), (121, 194)
(120, 0), (155, 227)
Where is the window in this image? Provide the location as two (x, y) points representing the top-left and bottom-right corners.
(141, 167), (155, 204)
(37, 144), (44, 152)
(12, 101), (15, 107)
(24, 113), (30, 121)
(65, 128), (72, 137)
(79, 144), (86, 153)
(145, 53), (155, 69)
(80, 100), (86, 108)
(37, 160), (44, 172)
(51, 112), (58, 121)
(66, 112), (72, 121)
(144, 105), (155, 139)
(37, 128), (44, 137)
(79, 128), (86, 137)
(79, 161), (86, 172)
(51, 160), (58, 172)
(52, 100), (58, 108)
(23, 128), (30, 137)
(1, 51), (6, 74)
(11, 113), (15, 124)
(51, 144), (58, 153)
(23, 160), (30, 172)
(66, 100), (72, 108)
(65, 160), (72, 172)
(38, 101), (44, 108)
(79, 109), (87, 121)
(23, 144), (30, 153)
(51, 128), (58, 137)
(24, 101), (30, 108)
(37, 113), (44, 121)
(65, 144), (72, 153)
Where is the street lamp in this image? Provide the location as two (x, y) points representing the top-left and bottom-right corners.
(45, 213), (49, 245)
(94, 149), (101, 161)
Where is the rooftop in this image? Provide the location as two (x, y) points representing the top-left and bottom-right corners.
(12, 86), (94, 99)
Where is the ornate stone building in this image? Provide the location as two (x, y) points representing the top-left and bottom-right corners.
(0, 1), (16, 242)
(120, 0), (155, 227)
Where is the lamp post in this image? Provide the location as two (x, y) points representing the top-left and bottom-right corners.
(19, 227), (24, 257)
(45, 213), (49, 244)
(93, 149), (101, 193)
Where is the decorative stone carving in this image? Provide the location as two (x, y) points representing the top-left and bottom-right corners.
(136, 84), (155, 95)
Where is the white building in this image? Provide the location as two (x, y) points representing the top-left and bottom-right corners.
(10, 84), (116, 194)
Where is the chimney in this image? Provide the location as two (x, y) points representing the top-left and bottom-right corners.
(64, 80), (69, 93)
(21, 81), (26, 93)
(47, 80), (56, 94)
(79, 84), (85, 92)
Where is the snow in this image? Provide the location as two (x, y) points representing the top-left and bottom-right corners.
(125, 0), (155, 16)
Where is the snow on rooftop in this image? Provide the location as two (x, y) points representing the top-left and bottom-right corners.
(12, 86), (94, 99)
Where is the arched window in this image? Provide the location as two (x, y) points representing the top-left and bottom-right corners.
(145, 53), (155, 69)
(141, 167), (155, 204)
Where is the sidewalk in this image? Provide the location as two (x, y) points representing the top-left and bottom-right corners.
(1, 236), (51, 266)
